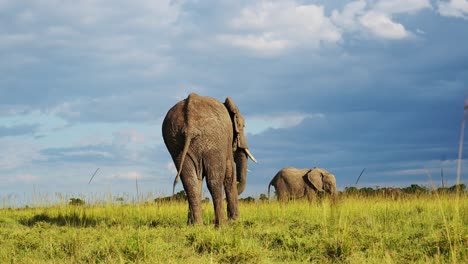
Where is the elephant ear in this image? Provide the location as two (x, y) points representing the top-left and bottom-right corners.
(224, 97), (248, 149)
(306, 169), (324, 192)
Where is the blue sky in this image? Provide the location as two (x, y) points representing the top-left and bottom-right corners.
(0, 0), (467, 201)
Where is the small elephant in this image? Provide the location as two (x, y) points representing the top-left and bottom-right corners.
(268, 167), (337, 202)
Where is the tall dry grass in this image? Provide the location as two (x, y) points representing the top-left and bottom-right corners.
(0, 192), (467, 263)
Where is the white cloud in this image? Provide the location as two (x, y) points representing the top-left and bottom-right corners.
(46, 26), (79, 37)
(15, 174), (40, 182)
(221, 1), (341, 54)
(0, 0), (12, 11)
(0, 33), (35, 48)
(25, 0), (180, 27)
(331, 0), (432, 40)
(64, 150), (113, 158)
(0, 1), (181, 80)
(359, 11), (408, 39)
(109, 171), (142, 180)
(217, 33), (291, 55)
(52, 102), (81, 120)
(113, 129), (146, 146)
(331, 0), (367, 31)
(17, 10), (36, 24)
(374, 0), (432, 14)
(0, 139), (45, 170)
(166, 162), (177, 175)
(246, 112), (324, 135)
(438, 0), (468, 19)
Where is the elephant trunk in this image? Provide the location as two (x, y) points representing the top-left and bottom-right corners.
(234, 149), (248, 195)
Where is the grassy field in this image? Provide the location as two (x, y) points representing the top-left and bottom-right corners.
(1, 194), (467, 263)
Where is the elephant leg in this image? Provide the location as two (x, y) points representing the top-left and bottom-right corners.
(205, 162), (227, 227)
(180, 162), (203, 225)
(275, 179), (288, 202)
(224, 159), (239, 220)
(277, 191), (287, 202)
(306, 190), (317, 202)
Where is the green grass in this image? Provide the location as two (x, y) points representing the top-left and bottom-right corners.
(1, 194), (467, 263)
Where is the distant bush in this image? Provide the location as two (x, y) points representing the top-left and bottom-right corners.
(448, 183), (467, 192)
(240, 196), (255, 203)
(259, 193), (268, 202)
(69, 198), (85, 206)
(341, 183), (467, 198)
(154, 190), (187, 203)
(401, 184), (428, 194)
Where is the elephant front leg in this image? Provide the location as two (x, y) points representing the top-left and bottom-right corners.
(306, 190), (318, 202)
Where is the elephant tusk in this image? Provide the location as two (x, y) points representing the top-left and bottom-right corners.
(244, 148), (257, 163)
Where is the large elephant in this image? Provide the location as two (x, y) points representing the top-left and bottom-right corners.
(162, 93), (257, 226)
(268, 167), (337, 202)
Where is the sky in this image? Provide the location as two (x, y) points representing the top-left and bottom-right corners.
(0, 0), (467, 203)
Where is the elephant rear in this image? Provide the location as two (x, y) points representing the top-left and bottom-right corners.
(162, 93), (257, 226)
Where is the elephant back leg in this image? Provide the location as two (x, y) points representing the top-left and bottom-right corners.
(224, 158), (239, 220)
(179, 158), (203, 225)
(275, 178), (288, 202)
(204, 156), (227, 226)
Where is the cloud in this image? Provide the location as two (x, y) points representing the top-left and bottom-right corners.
(113, 129), (146, 145)
(61, 150), (114, 158)
(0, 1), (467, 196)
(0, 139), (45, 170)
(246, 112), (324, 135)
(331, 0), (432, 39)
(41, 146), (116, 164)
(220, 1), (341, 54)
(14, 174), (40, 183)
(359, 11), (408, 39)
(38, 125), (158, 166)
(0, 124), (38, 137)
(374, 0), (432, 14)
(331, 0), (367, 32)
(217, 34), (291, 55)
(50, 91), (171, 123)
(166, 162), (177, 175)
(438, 0), (468, 19)
(0, 33), (35, 48)
(108, 171), (142, 180)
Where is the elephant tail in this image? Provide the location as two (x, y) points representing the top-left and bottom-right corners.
(172, 135), (192, 196)
(268, 180), (273, 201)
(173, 93), (198, 196)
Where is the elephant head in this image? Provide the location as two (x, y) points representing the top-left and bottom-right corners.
(224, 97), (257, 195)
(306, 168), (337, 197)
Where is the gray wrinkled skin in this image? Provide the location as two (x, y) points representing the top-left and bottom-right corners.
(268, 167), (337, 202)
(162, 93), (253, 226)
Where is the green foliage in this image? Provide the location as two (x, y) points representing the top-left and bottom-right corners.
(154, 190), (188, 203)
(239, 196), (255, 203)
(402, 184), (429, 194)
(258, 194), (268, 202)
(1, 194), (467, 263)
(68, 198), (85, 206)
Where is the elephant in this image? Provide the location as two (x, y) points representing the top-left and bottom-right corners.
(268, 167), (337, 202)
(162, 93), (257, 226)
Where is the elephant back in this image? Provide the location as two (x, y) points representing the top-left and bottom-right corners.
(162, 93), (233, 155)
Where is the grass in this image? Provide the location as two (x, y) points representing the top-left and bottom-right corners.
(0, 194), (467, 263)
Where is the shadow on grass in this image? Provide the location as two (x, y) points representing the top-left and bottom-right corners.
(19, 212), (98, 227)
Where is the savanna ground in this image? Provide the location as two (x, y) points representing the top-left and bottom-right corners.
(1, 193), (467, 263)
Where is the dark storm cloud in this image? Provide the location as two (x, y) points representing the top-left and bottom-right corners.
(1, 0), (467, 195)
